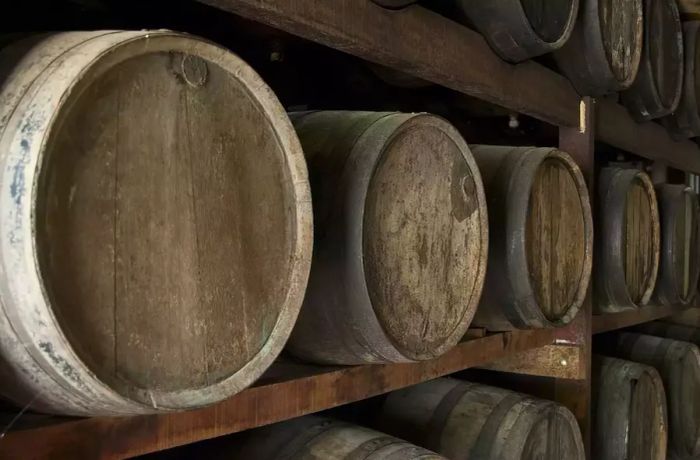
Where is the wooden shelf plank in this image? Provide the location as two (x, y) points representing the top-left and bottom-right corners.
(0, 329), (555, 460)
(197, 0), (700, 173)
(592, 305), (688, 334)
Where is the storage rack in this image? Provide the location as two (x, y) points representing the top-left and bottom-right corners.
(2, 1), (699, 458)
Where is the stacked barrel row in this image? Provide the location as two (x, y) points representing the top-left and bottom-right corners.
(0, 30), (599, 417)
(372, 0), (700, 138)
(173, 378), (586, 459)
(592, 322), (700, 460)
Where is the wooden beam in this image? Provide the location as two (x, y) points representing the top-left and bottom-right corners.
(0, 329), (555, 459)
(592, 305), (693, 334)
(479, 345), (585, 380)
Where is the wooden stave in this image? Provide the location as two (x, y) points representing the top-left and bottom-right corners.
(0, 31), (312, 416)
(592, 355), (668, 460)
(454, 0), (579, 63)
(622, 0), (684, 121)
(233, 416), (445, 460)
(664, 21), (700, 139)
(470, 145), (593, 331)
(612, 333), (700, 459)
(285, 111), (488, 365)
(595, 167), (660, 312)
(652, 184), (700, 306)
(555, 0), (644, 96)
(376, 377), (586, 460)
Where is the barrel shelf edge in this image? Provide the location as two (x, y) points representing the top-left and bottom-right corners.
(592, 305), (698, 334)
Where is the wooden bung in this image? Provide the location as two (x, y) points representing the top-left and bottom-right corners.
(611, 333), (700, 459)
(592, 356), (668, 460)
(286, 112), (488, 364)
(555, 0), (643, 96)
(622, 0), (683, 121)
(595, 167), (660, 312)
(454, 0), (579, 62)
(665, 22), (700, 139)
(0, 31), (312, 416)
(376, 378), (586, 460)
(653, 184), (700, 306)
(232, 416), (445, 459)
(470, 145), (593, 331)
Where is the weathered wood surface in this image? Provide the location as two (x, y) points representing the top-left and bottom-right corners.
(376, 378), (586, 460)
(454, 0), (579, 62)
(480, 344), (585, 380)
(287, 112), (487, 365)
(470, 145), (592, 331)
(230, 416), (445, 459)
(622, 0), (683, 121)
(596, 167), (660, 312)
(677, 0), (700, 19)
(0, 329), (557, 460)
(666, 307), (700, 326)
(592, 356), (667, 460)
(665, 22), (700, 139)
(653, 185), (700, 306)
(633, 321), (700, 346)
(593, 305), (689, 334)
(0, 31), (312, 416)
(610, 333), (700, 460)
(555, 0), (643, 96)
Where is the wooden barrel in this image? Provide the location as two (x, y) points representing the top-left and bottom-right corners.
(286, 112), (488, 364)
(0, 31), (312, 416)
(665, 22), (700, 139)
(555, 0), (643, 96)
(376, 378), (586, 460)
(454, 0), (579, 62)
(633, 321), (700, 345)
(232, 416), (445, 459)
(469, 145), (592, 331)
(611, 333), (700, 459)
(595, 167), (660, 312)
(592, 356), (667, 460)
(653, 184), (700, 306)
(677, 0), (700, 20)
(622, 0), (683, 121)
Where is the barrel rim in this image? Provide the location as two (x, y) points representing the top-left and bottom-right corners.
(0, 30), (312, 414)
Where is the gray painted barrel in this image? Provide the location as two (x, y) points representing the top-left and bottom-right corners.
(610, 333), (700, 459)
(286, 112), (488, 365)
(592, 356), (667, 460)
(233, 416), (446, 459)
(0, 31), (312, 415)
(376, 378), (586, 460)
(470, 145), (593, 330)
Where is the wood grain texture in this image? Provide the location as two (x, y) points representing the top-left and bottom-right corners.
(231, 416), (445, 459)
(471, 146), (592, 331)
(0, 329), (556, 459)
(556, 0), (643, 95)
(592, 305), (690, 334)
(376, 378), (586, 460)
(625, 179), (655, 302)
(611, 333), (700, 459)
(621, 0), (683, 121)
(479, 344), (585, 379)
(287, 112), (487, 364)
(0, 31), (312, 415)
(592, 356), (667, 460)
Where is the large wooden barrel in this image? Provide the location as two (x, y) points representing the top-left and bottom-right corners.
(555, 0), (643, 96)
(232, 416), (445, 459)
(0, 31), (312, 416)
(653, 185), (700, 306)
(286, 112), (488, 364)
(592, 356), (667, 460)
(622, 0), (683, 121)
(469, 145), (592, 330)
(665, 22), (700, 139)
(454, 0), (579, 62)
(595, 167), (660, 312)
(633, 321), (700, 345)
(376, 378), (586, 460)
(610, 333), (700, 459)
